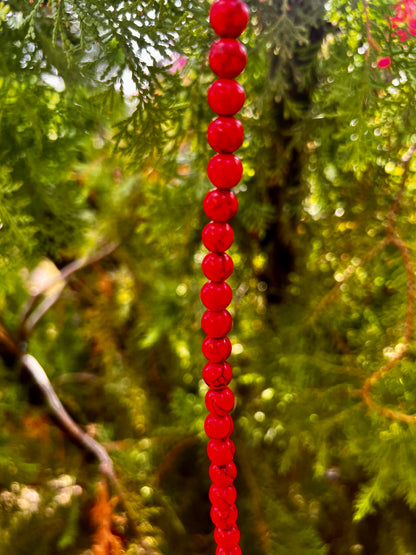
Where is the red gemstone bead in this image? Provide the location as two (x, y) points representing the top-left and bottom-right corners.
(207, 117), (244, 153)
(201, 282), (233, 310)
(202, 253), (234, 282)
(209, 39), (247, 79)
(209, 483), (237, 510)
(204, 189), (238, 222)
(211, 504), (238, 528)
(205, 387), (235, 415)
(214, 526), (241, 549)
(210, 0), (249, 38)
(216, 547), (242, 555)
(207, 438), (236, 465)
(209, 462), (237, 486)
(202, 336), (232, 362)
(203, 361), (232, 388)
(208, 79), (245, 116)
(205, 413), (234, 439)
(202, 222), (234, 253)
(201, 309), (233, 337)
(207, 154), (243, 189)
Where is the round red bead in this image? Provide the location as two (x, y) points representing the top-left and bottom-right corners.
(207, 438), (236, 465)
(211, 504), (238, 528)
(202, 336), (232, 362)
(209, 483), (237, 510)
(201, 309), (233, 337)
(203, 361), (232, 388)
(205, 413), (234, 439)
(216, 547), (242, 555)
(207, 117), (244, 153)
(214, 526), (241, 549)
(209, 462), (237, 486)
(202, 253), (234, 282)
(209, 39), (247, 79)
(210, 0), (249, 38)
(208, 79), (245, 116)
(205, 387), (235, 416)
(201, 282), (233, 310)
(204, 189), (238, 222)
(207, 154), (243, 189)
(202, 222), (234, 253)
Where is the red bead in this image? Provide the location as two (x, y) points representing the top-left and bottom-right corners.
(201, 309), (233, 337)
(216, 547), (242, 555)
(202, 222), (234, 253)
(201, 282), (233, 310)
(208, 79), (245, 116)
(215, 526), (241, 549)
(210, 462), (237, 486)
(209, 39), (247, 79)
(207, 439), (236, 464)
(202, 253), (234, 282)
(207, 154), (243, 189)
(202, 336), (232, 362)
(205, 387), (235, 416)
(210, 0), (249, 38)
(211, 504), (238, 528)
(205, 413), (234, 439)
(204, 189), (238, 222)
(203, 361), (232, 388)
(207, 117), (244, 154)
(209, 483), (237, 510)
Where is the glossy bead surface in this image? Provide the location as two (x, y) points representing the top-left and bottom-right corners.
(202, 222), (234, 253)
(210, 0), (249, 38)
(207, 154), (243, 189)
(209, 483), (237, 510)
(208, 79), (245, 116)
(211, 504), (238, 528)
(204, 189), (238, 222)
(207, 438), (236, 464)
(209, 39), (247, 79)
(205, 387), (235, 416)
(216, 547), (242, 555)
(207, 117), (244, 153)
(205, 413), (234, 439)
(201, 282), (233, 311)
(214, 526), (241, 549)
(202, 336), (232, 362)
(203, 361), (232, 388)
(209, 462), (237, 486)
(201, 309), (233, 337)
(202, 252), (234, 282)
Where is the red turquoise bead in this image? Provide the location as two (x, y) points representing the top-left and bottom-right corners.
(201, 281), (233, 310)
(203, 361), (232, 388)
(204, 189), (238, 222)
(209, 462), (237, 486)
(216, 547), (242, 555)
(214, 526), (241, 549)
(201, 309), (233, 337)
(211, 504), (238, 528)
(209, 39), (247, 79)
(205, 387), (235, 416)
(202, 252), (234, 281)
(202, 222), (234, 253)
(208, 79), (245, 116)
(210, 0), (249, 38)
(202, 336), (232, 362)
(207, 154), (243, 189)
(209, 483), (237, 510)
(205, 413), (234, 439)
(207, 117), (244, 153)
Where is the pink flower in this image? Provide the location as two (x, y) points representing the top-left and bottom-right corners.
(169, 53), (187, 74)
(378, 56), (392, 67)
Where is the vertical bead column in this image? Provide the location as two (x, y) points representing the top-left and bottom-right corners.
(201, 2), (249, 554)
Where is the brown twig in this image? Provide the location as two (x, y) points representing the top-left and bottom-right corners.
(19, 240), (119, 338)
(361, 0), (382, 56)
(361, 143), (416, 422)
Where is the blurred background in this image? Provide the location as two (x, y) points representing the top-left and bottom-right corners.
(2, 0), (416, 553)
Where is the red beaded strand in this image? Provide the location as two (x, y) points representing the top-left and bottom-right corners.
(202, 1), (249, 553)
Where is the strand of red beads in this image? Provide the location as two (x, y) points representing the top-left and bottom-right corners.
(201, 2), (249, 554)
